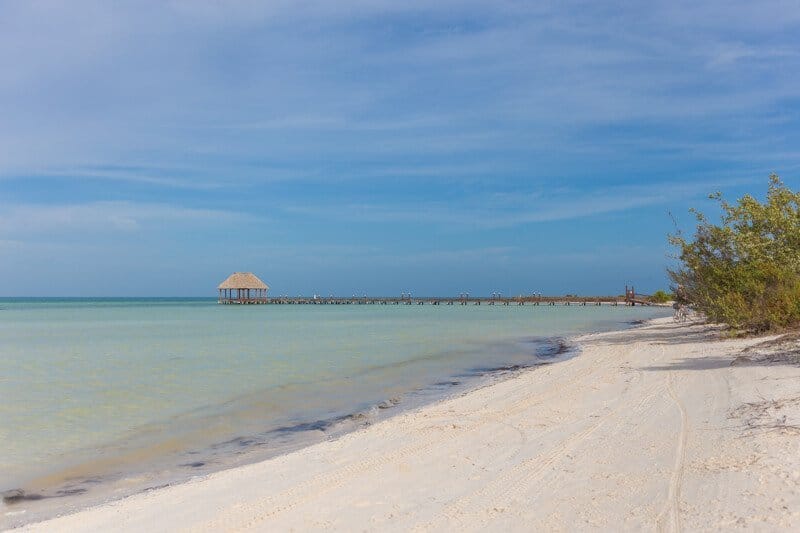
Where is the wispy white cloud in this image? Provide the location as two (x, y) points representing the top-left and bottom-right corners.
(0, 0), (798, 182)
(217, 115), (449, 132)
(0, 168), (224, 189)
(0, 201), (256, 237)
(281, 176), (759, 229)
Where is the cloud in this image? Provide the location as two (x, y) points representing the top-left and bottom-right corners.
(281, 176), (759, 229)
(0, 168), (225, 189)
(0, 201), (255, 237)
(0, 0), (799, 184)
(0, 1), (798, 295)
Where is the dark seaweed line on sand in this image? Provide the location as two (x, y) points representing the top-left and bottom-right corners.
(2, 337), (575, 509)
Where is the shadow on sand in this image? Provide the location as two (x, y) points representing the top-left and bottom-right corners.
(641, 344), (800, 372)
(598, 321), (800, 371)
(593, 323), (722, 347)
(641, 356), (739, 372)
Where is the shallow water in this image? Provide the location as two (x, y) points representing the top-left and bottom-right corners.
(0, 298), (669, 525)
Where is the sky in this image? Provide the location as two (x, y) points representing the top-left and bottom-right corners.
(1, 0), (799, 297)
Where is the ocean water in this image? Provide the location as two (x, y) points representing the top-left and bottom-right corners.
(0, 298), (669, 524)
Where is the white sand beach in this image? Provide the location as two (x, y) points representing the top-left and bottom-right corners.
(20, 317), (800, 531)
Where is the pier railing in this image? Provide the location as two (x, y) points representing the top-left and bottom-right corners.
(220, 296), (648, 306)
(218, 296), (269, 304)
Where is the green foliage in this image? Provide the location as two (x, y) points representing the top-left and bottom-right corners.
(649, 290), (672, 304)
(669, 174), (800, 332)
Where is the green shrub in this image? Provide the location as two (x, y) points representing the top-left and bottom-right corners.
(669, 174), (800, 332)
(650, 290), (672, 304)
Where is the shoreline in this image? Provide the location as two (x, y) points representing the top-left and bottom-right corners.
(2, 300), (659, 508)
(0, 331), (588, 528)
(13, 315), (800, 530)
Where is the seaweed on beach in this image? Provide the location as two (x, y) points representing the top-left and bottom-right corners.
(377, 396), (402, 409)
(729, 395), (800, 436)
(431, 380), (461, 388)
(1, 487), (87, 505)
(734, 333), (800, 367)
(2, 489), (46, 504)
(538, 338), (573, 358)
(728, 335), (800, 433)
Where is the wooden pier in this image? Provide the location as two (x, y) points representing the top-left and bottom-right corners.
(215, 272), (654, 307)
(249, 295), (644, 306)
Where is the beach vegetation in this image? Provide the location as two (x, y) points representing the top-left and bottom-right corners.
(669, 174), (800, 332)
(649, 290), (672, 304)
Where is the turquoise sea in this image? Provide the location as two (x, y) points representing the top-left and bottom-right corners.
(0, 298), (669, 525)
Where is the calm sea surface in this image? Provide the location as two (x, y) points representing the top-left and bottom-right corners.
(0, 298), (669, 523)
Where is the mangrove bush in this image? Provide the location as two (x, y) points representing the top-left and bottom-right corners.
(669, 174), (800, 332)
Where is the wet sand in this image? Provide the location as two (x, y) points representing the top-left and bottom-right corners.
(16, 317), (800, 531)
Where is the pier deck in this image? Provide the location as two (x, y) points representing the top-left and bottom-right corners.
(220, 296), (646, 306)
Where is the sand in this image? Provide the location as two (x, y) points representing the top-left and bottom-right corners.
(17, 317), (800, 531)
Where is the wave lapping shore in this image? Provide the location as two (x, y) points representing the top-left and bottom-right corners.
(16, 317), (800, 531)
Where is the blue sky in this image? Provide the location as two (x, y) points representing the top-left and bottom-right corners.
(1, 1), (799, 296)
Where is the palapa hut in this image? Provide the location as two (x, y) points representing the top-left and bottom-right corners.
(218, 272), (269, 304)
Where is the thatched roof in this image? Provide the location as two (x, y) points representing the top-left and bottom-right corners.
(218, 272), (269, 290)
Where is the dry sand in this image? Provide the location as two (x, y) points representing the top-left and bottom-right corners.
(18, 317), (800, 531)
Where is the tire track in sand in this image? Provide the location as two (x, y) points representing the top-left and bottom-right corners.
(416, 377), (665, 531)
(655, 368), (688, 533)
(190, 341), (634, 532)
(189, 349), (617, 532)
